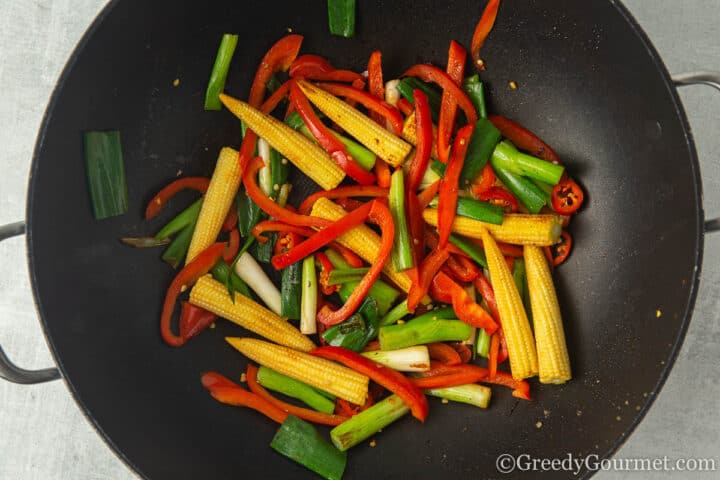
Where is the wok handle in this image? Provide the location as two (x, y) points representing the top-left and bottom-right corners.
(673, 71), (720, 233)
(0, 221), (61, 384)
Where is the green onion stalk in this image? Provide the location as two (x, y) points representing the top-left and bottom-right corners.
(428, 196), (504, 225)
(389, 170), (414, 271)
(257, 366), (335, 414)
(330, 394), (409, 451)
(379, 313), (473, 351)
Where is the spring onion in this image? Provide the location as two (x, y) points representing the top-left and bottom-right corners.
(233, 252), (282, 315)
(490, 163), (547, 214)
(300, 255), (317, 334)
(327, 0), (356, 38)
(379, 300), (409, 327)
(476, 327), (491, 357)
(491, 140), (565, 185)
(154, 198), (203, 240)
(428, 196), (504, 225)
(204, 34), (239, 111)
(379, 315), (472, 350)
(448, 233), (488, 268)
(210, 260), (253, 300)
(257, 366), (335, 414)
(425, 384), (491, 408)
(281, 261), (302, 319)
(459, 118), (502, 185)
(330, 395), (409, 451)
(389, 169), (414, 270)
(361, 346), (430, 372)
(326, 267), (369, 286)
(84, 131), (128, 220)
(162, 216), (198, 269)
(396, 77), (441, 122)
(462, 74), (487, 119)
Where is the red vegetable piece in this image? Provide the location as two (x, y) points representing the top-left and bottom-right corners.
(488, 114), (560, 164)
(315, 82), (404, 134)
(222, 229), (240, 263)
(551, 178), (584, 215)
(403, 64), (477, 126)
(298, 185), (388, 215)
(289, 54), (363, 83)
(406, 90), (433, 192)
(470, 0), (501, 70)
(179, 302), (217, 341)
(478, 186), (519, 213)
(249, 35), (303, 108)
(437, 40), (467, 163)
(145, 177), (210, 220)
(438, 124), (475, 247)
(367, 50), (385, 125)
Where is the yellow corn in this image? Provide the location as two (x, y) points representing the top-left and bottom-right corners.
(422, 209), (562, 246)
(219, 94), (345, 190)
(226, 337), (369, 405)
(524, 246), (571, 384)
(481, 228), (538, 380)
(297, 80), (412, 167)
(310, 198), (413, 294)
(189, 276), (315, 352)
(186, 147), (243, 263)
(401, 111), (439, 159)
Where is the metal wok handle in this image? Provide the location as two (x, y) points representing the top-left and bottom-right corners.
(0, 221), (61, 384)
(673, 71), (720, 233)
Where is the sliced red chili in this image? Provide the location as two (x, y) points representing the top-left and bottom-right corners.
(550, 230), (573, 266)
(551, 178), (585, 215)
(145, 177), (210, 220)
(478, 186), (519, 213)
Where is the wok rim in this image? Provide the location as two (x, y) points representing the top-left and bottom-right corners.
(22, 1), (705, 478)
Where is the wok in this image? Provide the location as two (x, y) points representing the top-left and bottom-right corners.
(1, 0), (718, 478)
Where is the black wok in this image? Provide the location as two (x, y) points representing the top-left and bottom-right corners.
(1, 0), (718, 478)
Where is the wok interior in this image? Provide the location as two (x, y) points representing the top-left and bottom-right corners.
(27, 1), (700, 478)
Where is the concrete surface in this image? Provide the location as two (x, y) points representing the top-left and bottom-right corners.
(0, 0), (718, 478)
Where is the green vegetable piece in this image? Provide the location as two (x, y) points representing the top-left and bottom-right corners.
(425, 384), (491, 408)
(327, 0), (356, 38)
(257, 367), (335, 414)
(460, 118), (502, 184)
(161, 222), (195, 269)
(326, 267), (369, 286)
(491, 141), (565, 185)
(491, 163), (548, 214)
(379, 300), (409, 327)
(204, 34), (239, 110)
(155, 198), (203, 240)
(462, 74), (487, 119)
(389, 169), (414, 271)
(430, 158), (446, 177)
(428, 196), (504, 225)
(379, 313), (472, 350)
(271, 415), (347, 480)
(251, 231), (275, 263)
(281, 261), (302, 319)
(322, 313), (369, 352)
(396, 77), (441, 123)
(448, 234), (488, 269)
(330, 394), (410, 451)
(84, 131), (128, 220)
(476, 327), (491, 357)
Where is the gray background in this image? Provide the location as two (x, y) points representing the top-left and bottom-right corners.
(0, 0), (718, 478)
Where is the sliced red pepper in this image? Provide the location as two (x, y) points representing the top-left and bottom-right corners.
(201, 372), (288, 424)
(478, 186), (519, 213)
(488, 114), (560, 164)
(438, 124), (475, 248)
(397, 98), (413, 116)
(367, 50), (385, 125)
(248, 35), (303, 108)
(145, 177), (210, 220)
(437, 40), (467, 163)
(246, 364), (349, 426)
(252, 221), (316, 244)
(316, 251), (339, 295)
(335, 197), (365, 212)
(488, 332), (500, 379)
(431, 272), (498, 334)
(222, 229), (240, 263)
(408, 246), (450, 312)
(298, 185), (388, 215)
(179, 301), (217, 341)
(405, 190), (425, 289)
(289, 54), (363, 83)
(221, 207), (238, 232)
(259, 79), (292, 114)
(549, 230), (573, 266)
(374, 159), (391, 188)
(417, 179), (441, 209)
(551, 178), (584, 215)
(272, 202), (373, 270)
(315, 82), (404, 134)
(312, 346), (429, 422)
(481, 371), (531, 400)
(448, 342), (473, 363)
(329, 242), (365, 268)
(410, 362), (488, 389)
(403, 64), (478, 125)
(316, 201), (394, 326)
(160, 242), (226, 347)
(427, 342), (462, 365)
(470, 0), (501, 69)
(406, 90), (434, 192)
(474, 273), (500, 320)
(243, 156), (331, 228)
(361, 340), (381, 352)
(289, 82), (376, 185)
(445, 254), (480, 283)
(471, 163), (496, 196)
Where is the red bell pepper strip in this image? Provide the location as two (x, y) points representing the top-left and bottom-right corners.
(244, 156), (331, 228)
(316, 201), (394, 326)
(160, 242), (226, 347)
(424, 229), (466, 259)
(437, 40), (467, 163)
(470, 0), (501, 69)
(252, 221), (316, 244)
(272, 201), (373, 270)
(403, 64), (478, 125)
(448, 342), (473, 363)
(312, 346), (429, 422)
(487, 114), (560, 164)
(289, 54), (364, 83)
(438, 123), (475, 248)
(298, 185), (388, 215)
(478, 186), (519, 213)
(335, 397), (374, 416)
(471, 163), (496, 196)
(315, 82), (404, 134)
(374, 159), (391, 188)
(259, 79), (292, 114)
(417, 179), (441, 208)
(316, 251), (339, 295)
(431, 272), (498, 334)
(246, 364), (349, 426)
(404, 190), (425, 289)
(179, 301), (217, 341)
(289, 82), (377, 185)
(488, 332), (500, 379)
(248, 35), (303, 108)
(222, 229), (240, 263)
(407, 246), (450, 313)
(145, 177), (210, 220)
(442, 255), (478, 283)
(473, 274), (509, 363)
(397, 98), (413, 116)
(329, 242), (365, 268)
(481, 371), (531, 400)
(367, 50), (385, 125)
(551, 178), (584, 215)
(549, 230), (573, 266)
(426, 342), (462, 366)
(406, 90), (434, 192)
(335, 197), (365, 212)
(221, 207), (238, 232)
(201, 372), (288, 423)
(410, 362), (488, 389)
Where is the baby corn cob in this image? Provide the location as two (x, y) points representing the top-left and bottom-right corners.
(524, 246), (571, 384)
(297, 80), (412, 167)
(186, 147), (242, 263)
(481, 228), (538, 380)
(401, 111), (439, 159)
(227, 337), (369, 405)
(423, 209), (562, 246)
(189, 276), (315, 352)
(310, 198), (413, 294)
(219, 94), (345, 190)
